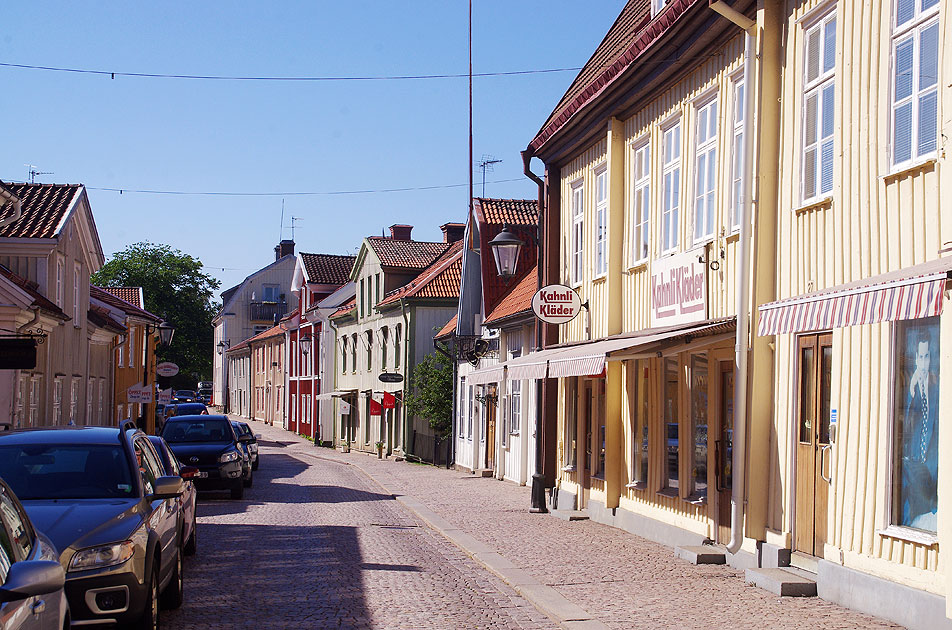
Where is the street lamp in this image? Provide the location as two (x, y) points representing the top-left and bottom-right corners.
(143, 320), (175, 434)
(299, 334), (312, 356)
(217, 339), (230, 414)
(216, 340), (229, 355)
(489, 224), (524, 280)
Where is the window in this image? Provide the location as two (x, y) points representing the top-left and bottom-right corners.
(117, 336), (125, 368)
(571, 181), (584, 285)
(0, 483), (34, 567)
(693, 99), (717, 243)
(29, 376), (41, 428)
(690, 354), (708, 499)
(351, 334), (357, 373)
(593, 381), (607, 480)
(359, 279), (364, 318)
(801, 11), (836, 202)
(467, 385), (474, 439)
(53, 377), (63, 425)
(508, 333), (523, 436)
(459, 377), (467, 438)
(381, 327), (389, 370)
(341, 338), (347, 373)
(262, 284), (278, 302)
(72, 263), (82, 325)
(594, 168), (608, 277)
(55, 256), (64, 307)
(394, 325), (402, 369)
(70, 378), (80, 425)
(565, 378), (578, 468)
(630, 142), (650, 265)
(128, 330), (135, 368)
(86, 378), (94, 427)
(893, 316), (939, 533)
(891, 0), (939, 167)
(661, 122), (682, 253)
(98, 378), (105, 425)
(730, 79), (745, 232)
(375, 273), (381, 303)
(663, 357), (680, 493)
(628, 360), (649, 487)
(14, 376), (26, 428)
(651, 0), (668, 17)
(366, 331), (373, 371)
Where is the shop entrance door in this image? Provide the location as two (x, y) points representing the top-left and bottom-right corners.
(485, 385), (497, 470)
(715, 362), (734, 545)
(794, 333), (833, 556)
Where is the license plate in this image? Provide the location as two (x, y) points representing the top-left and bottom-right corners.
(195, 472), (208, 478)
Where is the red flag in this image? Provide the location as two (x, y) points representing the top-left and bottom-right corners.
(382, 391), (396, 409)
(369, 397), (382, 416)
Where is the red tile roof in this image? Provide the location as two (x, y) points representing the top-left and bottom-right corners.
(330, 298), (357, 319)
(0, 264), (68, 320)
(246, 324), (285, 344)
(0, 183), (82, 239)
(98, 286), (143, 308)
(434, 314), (457, 340)
(366, 237), (449, 270)
(0, 182), (18, 225)
(483, 266), (538, 327)
(300, 253), (356, 284)
(377, 240), (463, 307)
(474, 198), (538, 227)
(91, 286), (160, 322)
(87, 305), (127, 333)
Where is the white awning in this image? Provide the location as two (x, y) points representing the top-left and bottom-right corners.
(467, 364), (504, 385)
(315, 390), (355, 401)
(505, 353), (550, 381)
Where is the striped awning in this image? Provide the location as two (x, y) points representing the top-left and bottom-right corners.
(505, 353), (549, 381)
(467, 364), (505, 385)
(758, 261), (952, 336)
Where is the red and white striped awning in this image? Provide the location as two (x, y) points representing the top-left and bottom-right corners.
(758, 261), (952, 336)
(466, 364), (505, 385)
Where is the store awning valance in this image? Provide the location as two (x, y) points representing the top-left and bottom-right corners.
(467, 364), (505, 385)
(757, 258), (952, 336)
(315, 389), (356, 401)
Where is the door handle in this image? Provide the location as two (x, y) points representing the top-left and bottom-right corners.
(819, 443), (832, 483)
(32, 599), (46, 615)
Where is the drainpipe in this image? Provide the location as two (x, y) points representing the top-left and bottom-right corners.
(16, 306), (42, 334)
(401, 298), (412, 457)
(710, 0), (755, 555)
(522, 148), (548, 513)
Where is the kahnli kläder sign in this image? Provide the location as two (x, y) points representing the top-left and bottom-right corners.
(532, 285), (583, 325)
(650, 247), (708, 327)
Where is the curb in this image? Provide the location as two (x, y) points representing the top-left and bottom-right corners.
(282, 440), (610, 630)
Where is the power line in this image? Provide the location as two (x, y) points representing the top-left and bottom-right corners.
(87, 177), (526, 197)
(0, 61), (582, 82)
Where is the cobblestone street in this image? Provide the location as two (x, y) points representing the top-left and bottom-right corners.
(174, 418), (908, 630)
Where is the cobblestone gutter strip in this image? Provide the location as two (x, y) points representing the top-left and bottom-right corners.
(292, 448), (610, 630)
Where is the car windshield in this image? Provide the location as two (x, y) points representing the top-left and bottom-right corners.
(231, 423), (250, 437)
(163, 418), (233, 443)
(0, 444), (135, 500)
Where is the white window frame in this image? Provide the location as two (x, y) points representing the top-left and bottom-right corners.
(661, 121), (682, 255)
(70, 377), (80, 425)
(594, 167), (609, 278)
(693, 98), (718, 243)
(801, 10), (837, 204)
(890, 0), (940, 170)
(53, 377), (63, 425)
(630, 140), (651, 266)
(55, 256), (64, 308)
(651, 0), (668, 17)
(467, 385), (474, 440)
(729, 77), (745, 232)
(72, 262), (81, 326)
(570, 180), (585, 286)
(29, 376), (41, 428)
(86, 378), (94, 426)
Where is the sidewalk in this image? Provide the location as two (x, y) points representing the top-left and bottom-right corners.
(247, 418), (904, 630)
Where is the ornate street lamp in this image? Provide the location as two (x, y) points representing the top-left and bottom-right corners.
(299, 334), (312, 356)
(489, 224), (524, 280)
(216, 339), (230, 414)
(216, 340), (228, 355)
(158, 321), (175, 347)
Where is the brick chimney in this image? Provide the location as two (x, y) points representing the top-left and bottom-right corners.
(389, 224), (413, 240)
(440, 222), (465, 243)
(274, 239), (295, 261)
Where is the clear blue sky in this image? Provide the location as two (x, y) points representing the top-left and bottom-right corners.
(1, 1), (625, 296)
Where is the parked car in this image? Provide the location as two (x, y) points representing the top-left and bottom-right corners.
(147, 436), (199, 556)
(172, 390), (197, 403)
(230, 421), (260, 471)
(0, 476), (68, 630)
(165, 402), (208, 418)
(161, 415), (252, 499)
(0, 425), (186, 629)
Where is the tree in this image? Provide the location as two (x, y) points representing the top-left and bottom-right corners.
(91, 242), (220, 388)
(404, 352), (454, 439)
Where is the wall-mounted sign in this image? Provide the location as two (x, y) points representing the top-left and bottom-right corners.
(532, 284), (583, 325)
(378, 372), (404, 383)
(127, 383), (154, 404)
(156, 362), (179, 377)
(339, 400), (351, 415)
(0, 338), (37, 369)
(157, 389), (172, 405)
(650, 247), (708, 327)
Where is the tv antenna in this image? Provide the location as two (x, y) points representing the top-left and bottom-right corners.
(477, 155), (502, 197)
(25, 164), (53, 184)
(290, 216), (302, 241)
(279, 199), (285, 242)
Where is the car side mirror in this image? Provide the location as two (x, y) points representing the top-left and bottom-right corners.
(237, 434), (253, 443)
(0, 560), (65, 603)
(179, 465), (200, 480)
(150, 475), (184, 500)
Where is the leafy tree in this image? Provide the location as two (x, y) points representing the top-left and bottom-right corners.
(91, 242), (220, 388)
(404, 352), (454, 439)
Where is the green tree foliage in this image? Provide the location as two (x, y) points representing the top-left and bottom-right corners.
(404, 352), (454, 439)
(91, 242), (220, 388)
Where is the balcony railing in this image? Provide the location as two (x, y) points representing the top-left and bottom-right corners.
(249, 301), (288, 323)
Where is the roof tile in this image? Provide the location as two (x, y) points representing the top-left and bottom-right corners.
(367, 237), (449, 270)
(0, 264), (68, 319)
(377, 240), (463, 307)
(484, 266), (538, 327)
(97, 286), (142, 309)
(0, 182), (82, 239)
(474, 198), (539, 227)
(91, 286), (161, 322)
(300, 253), (356, 284)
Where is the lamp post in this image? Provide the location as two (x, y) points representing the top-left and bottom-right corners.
(217, 339), (230, 414)
(143, 320), (174, 434)
(299, 333), (312, 439)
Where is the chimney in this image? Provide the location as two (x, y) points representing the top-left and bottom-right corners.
(440, 222), (465, 243)
(275, 239), (295, 260)
(389, 224), (413, 240)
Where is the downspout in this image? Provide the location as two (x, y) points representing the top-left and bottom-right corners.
(328, 316), (341, 446)
(16, 306), (42, 334)
(401, 298), (412, 458)
(522, 148), (548, 513)
(709, 0), (755, 555)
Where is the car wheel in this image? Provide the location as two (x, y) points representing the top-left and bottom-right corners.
(230, 481), (244, 500)
(127, 560), (159, 630)
(184, 517), (197, 556)
(243, 471), (253, 488)
(160, 544), (184, 610)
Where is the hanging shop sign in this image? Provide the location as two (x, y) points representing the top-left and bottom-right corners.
(339, 400), (351, 415)
(369, 398), (382, 416)
(158, 389), (173, 405)
(378, 372), (404, 383)
(650, 247), (708, 327)
(156, 362), (179, 377)
(532, 284), (583, 325)
(127, 383), (154, 404)
(0, 337), (37, 370)
(382, 391), (396, 409)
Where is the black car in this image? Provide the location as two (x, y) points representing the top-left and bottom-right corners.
(172, 390), (197, 404)
(230, 421), (260, 471)
(0, 426), (186, 629)
(164, 402), (208, 419)
(162, 415), (253, 499)
(147, 435), (199, 557)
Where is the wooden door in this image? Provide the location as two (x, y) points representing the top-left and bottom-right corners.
(715, 362), (734, 545)
(485, 387), (497, 469)
(794, 334), (833, 556)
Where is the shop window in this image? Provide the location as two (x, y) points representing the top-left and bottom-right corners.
(565, 378), (578, 469)
(458, 377), (467, 438)
(593, 380), (607, 480)
(892, 316), (939, 533)
(689, 354), (708, 500)
(467, 385), (474, 439)
(628, 360), (649, 488)
(662, 357), (680, 494)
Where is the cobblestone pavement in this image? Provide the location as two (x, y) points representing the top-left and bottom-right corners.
(238, 420), (907, 630)
(163, 426), (558, 630)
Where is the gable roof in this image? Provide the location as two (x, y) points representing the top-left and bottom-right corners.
(0, 183), (83, 239)
(377, 240), (463, 307)
(98, 286), (143, 309)
(87, 305), (127, 333)
(0, 264), (68, 320)
(366, 237), (450, 271)
(300, 253), (356, 284)
(483, 266), (537, 327)
(246, 324), (285, 344)
(473, 198), (539, 227)
(435, 314), (458, 340)
(91, 286), (160, 323)
(217, 253), (296, 316)
(329, 297), (357, 320)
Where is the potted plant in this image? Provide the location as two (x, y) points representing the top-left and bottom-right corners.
(374, 441), (384, 459)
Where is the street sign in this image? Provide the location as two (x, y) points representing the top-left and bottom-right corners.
(532, 284), (583, 325)
(156, 362), (179, 377)
(378, 372), (404, 383)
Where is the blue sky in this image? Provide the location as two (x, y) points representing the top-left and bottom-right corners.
(1, 1), (625, 295)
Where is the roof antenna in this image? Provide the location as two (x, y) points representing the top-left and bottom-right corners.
(279, 199), (285, 242)
(478, 155), (502, 197)
(24, 164), (53, 184)
(291, 216), (301, 242)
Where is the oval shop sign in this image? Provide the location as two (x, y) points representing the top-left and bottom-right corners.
(532, 284), (583, 325)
